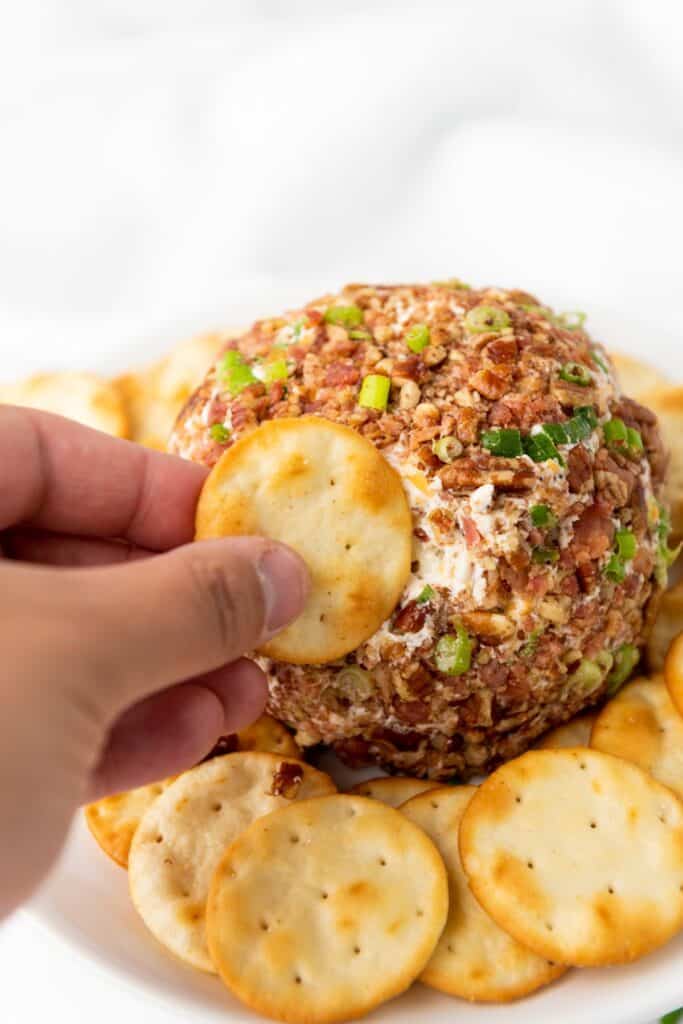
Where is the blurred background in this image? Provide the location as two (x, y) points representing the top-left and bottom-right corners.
(0, 0), (682, 380)
(1, 1), (682, 1021)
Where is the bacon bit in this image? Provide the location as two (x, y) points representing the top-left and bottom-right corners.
(461, 516), (481, 548)
(416, 443), (442, 469)
(393, 356), (420, 381)
(469, 368), (509, 400)
(268, 380), (286, 405)
(268, 761), (304, 799)
(413, 526), (429, 541)
(527, 573), (551, 598)
(429, 508), (455, 539)
(570, 501), (615, 562)
(393, 699), (431, 724)
(393, 600), (427, 634)
(484, 337), (518, 363)
(324, 363), (360, 386)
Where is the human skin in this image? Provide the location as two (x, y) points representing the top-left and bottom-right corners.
(0, 405), (309, 919)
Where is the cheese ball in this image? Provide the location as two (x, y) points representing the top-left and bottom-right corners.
(170, 282), (670, 779)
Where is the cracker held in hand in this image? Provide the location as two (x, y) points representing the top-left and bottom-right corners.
(460, 749), (683, 966)
(537, 712), (596, 750)
(128, 753), (335, 973)
(85, 778), (175, 869)
(666, 633), (683, 716)
(348, 776), (439, 808)
(401, 786), (565, 1002)
(590, 676), (683, 800)
(207, 794), (447, 1024)
(195, 417), (413, 664)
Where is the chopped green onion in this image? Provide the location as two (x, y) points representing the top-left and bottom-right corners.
(531, 504), (557, 529)
(615, 528), (637, 561)
(481, 427), (523, 457)
(595, 650), (615, 675)
(604, 554), (626, 583)
(603, 417), (628, 450)
(541, 422), (570, 445)
(324, 304), (364, 329)
(606, 643), (640, 695)
(358, 374), (391, 411)
(336, 665), (373, 698)
(434, 625), (472, 676)
(519, 303), (551, 317)
(209, 423), (230, 444)
(349, 328), (372, 340)
(226, 362), (257, 396)
(661, 1010), (683, 1024)
(532, 546), (559, 564)
(555, 311), (587, 331)
(564, 413), (593, 443)
(416, 585), (436, 605)
(591, 348), (610, 373)
(432, 277), (471, 290)
(521, 627), (544, 658)
(524, 430), (561, 464)
(291, 317), (307, 340)
(575, 405), (599, 429)
(626, 426), (644, 453)
(568, 658), (604, 693)
(405, 323), (431, 353)
(464, 305), (511, 334)
(262, 359), (289, 385)
(432, 435), (463, 463)
(559, 361), (593, 387)
(217, 349), (245, 377)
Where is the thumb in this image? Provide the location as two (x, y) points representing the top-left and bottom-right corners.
(71, 537), (309, 716)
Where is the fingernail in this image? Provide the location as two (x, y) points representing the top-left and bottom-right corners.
(257, 544), (310, 640)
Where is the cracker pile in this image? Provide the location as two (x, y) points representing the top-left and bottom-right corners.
(5, 327), (683, 1018)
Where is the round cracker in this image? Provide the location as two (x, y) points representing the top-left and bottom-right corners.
(591, 676), (683, 799)
(85, 777), (175, 869)
(128, 753), (335, 972)
(1, 372), (129, 437)
(665, 632), (683, 716)
(459, 748), (683, 966)
(348, 776), (440, 808)
(610, 352), (670, 400)
(195, 417), (413, 664)
(206, 794), (448, 1023)
(86, 715), (299, 869)
(648, 581), (683, 673)
(537, 712), (596, 750)
(401, 786), (566, 1002)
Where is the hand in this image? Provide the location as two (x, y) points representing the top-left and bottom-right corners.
(0, 405), (309, 919)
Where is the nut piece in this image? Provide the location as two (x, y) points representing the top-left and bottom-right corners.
(399, 380), (421, 409)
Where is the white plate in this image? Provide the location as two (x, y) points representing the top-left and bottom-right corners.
(27, 302), (683, 1024)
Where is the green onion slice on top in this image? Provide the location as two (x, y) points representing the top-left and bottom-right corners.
(405, 323), (430, 353)
(432, 435), (463, 463)
(209, 423), (230, 444)
(591, 348), (610, 373)
(559, 361), (593, 387)
(481, 427), (523, 457)
(416, 584), (436, 605)
(530, 504), (557, 529)
(606, 643), (640, 695)
(358, 374), (391, 411)
(464, 305), (511, 334)
(524, 430), (562, 464)
(615, 528), (637, 561)
(555, 311), (587, 331)
(532, 546), (560, 564)
(324, 304), (364, 329)
(434, 624), (472, 676)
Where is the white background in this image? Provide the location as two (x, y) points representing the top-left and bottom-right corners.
(0, 1), (682, 1021)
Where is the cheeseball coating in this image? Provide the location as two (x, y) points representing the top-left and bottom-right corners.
(170, 282), (670, 780)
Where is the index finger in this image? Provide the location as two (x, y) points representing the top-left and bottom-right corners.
(0, 405), (208, 550)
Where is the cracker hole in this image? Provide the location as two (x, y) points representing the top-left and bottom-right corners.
(345, 543), (352, 551)
(515, 796), (522, 804)
(330, 479), (336, 486)
(212, 803), (222, 813)
(416, 909), (424, 917)
(447, 944), (454, 954)
(319, 614), (326, 623)
(589, 820), (597, 829)
(659, 814), (668, 824)
(607, 886), (615, 895)
(545, 922), (554, 932)
(163, 857), (173, 866)
(295, 975), (302, 985)
(527, 860), (534, 870)
(290, 835), (300, 844)
(155, 835), (163, 844)
(348, 807), (357, 818)
(431, 801), (440, 809)
(579, 762), (587, 771)
(260, 921), (269, 931)
(321, 892), (329, 900)
(379, 858), (387, 867)
(353, 946), (361, 955)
